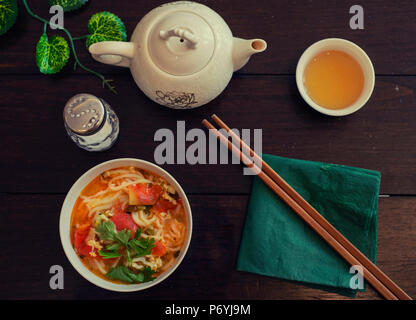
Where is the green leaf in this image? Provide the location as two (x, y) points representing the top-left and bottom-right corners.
(106, 243), (121, 251)
(128, 267), (155, 283)
(141, 266), (156, 283)
(95, 221), (117, 241)
(133, 271), (144, 283)
(106, 266), (135, 283)
(106, 266), (155, 284)
(0, 0), (18, 36)
(115, 229), (131, 246)
(86, 11), (127, 48)
(129, 237), (155, 258)
(48, 0), (88, 12)
(96, 221), (155, 266)
(133, 228), (141, 240)
(35, 33), (70, 74)
(97, 249), (121, 259)
(96, 221), (130, 246)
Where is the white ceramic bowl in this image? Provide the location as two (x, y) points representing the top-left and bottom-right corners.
(59, 158), (193, 292)
(296, 38), (375, 116)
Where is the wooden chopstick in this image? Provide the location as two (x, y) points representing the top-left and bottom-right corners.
(203, 115), (412, 300)
(210, 114), (412, 300)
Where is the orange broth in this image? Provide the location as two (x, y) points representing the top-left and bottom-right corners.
(70, 166), (187, 284)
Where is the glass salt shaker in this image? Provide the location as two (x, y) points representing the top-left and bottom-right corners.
(63, 93), (119, 152)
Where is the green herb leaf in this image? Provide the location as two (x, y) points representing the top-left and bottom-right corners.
(142, 266), (156, 283)
(86, 11), (127, 48)
(96, 221), (155, 267)
(106, 243), (121, 251)
(129, 237), (155, 258)
(115, 229), (131, 246)
(106, 266), (155, 284)
(132, 271), (144, 283)
(36, 33), (70, 74)
(129, 267), (155, 283)
(96, 221), (131, 246)
(97, 249), (121, 259)
(133, 228), (142, 240)
(95, 221), (117, 241)
(106, 266), (134, 283)
(48, 0), (88, 12)
(0, 0), (18, 36)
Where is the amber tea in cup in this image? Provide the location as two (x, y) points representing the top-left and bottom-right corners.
(296, 38), (375, 116)
(303, 50), (364, 110)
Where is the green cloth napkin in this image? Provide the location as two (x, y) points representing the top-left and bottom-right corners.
(237, 154), (381, 297)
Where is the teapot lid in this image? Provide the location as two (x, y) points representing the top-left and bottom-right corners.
(148, 11), (215, 76)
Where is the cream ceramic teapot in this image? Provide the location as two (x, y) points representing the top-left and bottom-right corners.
(89, 1), (267, 109)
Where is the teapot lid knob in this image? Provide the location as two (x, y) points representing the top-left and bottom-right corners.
(148, 11), (215, 76)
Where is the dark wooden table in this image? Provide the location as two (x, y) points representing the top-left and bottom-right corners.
(1, 0), (415, 300)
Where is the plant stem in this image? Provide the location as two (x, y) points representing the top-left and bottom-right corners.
(72, 34), (90, 40)
(21, 0), (116, 93)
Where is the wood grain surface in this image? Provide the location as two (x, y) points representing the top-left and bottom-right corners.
(0, 0), (415, 300)
(1, 1), (416, 75)
(0, 75), (415, 194)
(0, 194), (414, 300)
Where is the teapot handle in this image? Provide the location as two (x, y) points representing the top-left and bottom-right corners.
(159, 28), (199, 48)
(88, 41), (134, 68)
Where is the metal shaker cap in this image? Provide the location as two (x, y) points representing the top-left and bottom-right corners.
(63, 94), (106, 135)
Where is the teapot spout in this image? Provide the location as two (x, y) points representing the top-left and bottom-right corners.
(232, 38), (267, 72)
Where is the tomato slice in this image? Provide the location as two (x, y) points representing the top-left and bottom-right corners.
(152, 240), (167, 256)
(74, 223), (95, 257)
(154, 198), (177, 213)
(74, 223), (89, 248)
(110, 199), (138, 236)
(128, 183), (161, 205)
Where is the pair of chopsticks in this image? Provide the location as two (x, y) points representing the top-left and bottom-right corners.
(202, 114), (412, 300)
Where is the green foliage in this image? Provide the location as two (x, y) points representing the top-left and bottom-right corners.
(48, 0), (88, 12)
(36, 33), (70, 74)
(0, 0), (18, 36)
(129, 231), (156, 258)
(96, 220), (131, 245)
(95, 221), (157, 284)
(98, 243), (121, 259)
(20, 0), (123, 92)
(106, 265), (155, 284)
(86, 11), (127, 48)
(95, 221), (156, 266)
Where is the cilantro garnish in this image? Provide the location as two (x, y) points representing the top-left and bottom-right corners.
(95, 221), (156, 269)
(95, 220), (131, 245)
(106, 266), (155, 284)
(97, 249), (121, 259)
(95, 222), (157, 283)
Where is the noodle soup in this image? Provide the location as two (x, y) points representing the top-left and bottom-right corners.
(70, 166), (188, 285)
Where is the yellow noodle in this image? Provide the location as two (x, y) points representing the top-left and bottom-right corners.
(71, 166), (188, 282)
(93, 259), (108, 274)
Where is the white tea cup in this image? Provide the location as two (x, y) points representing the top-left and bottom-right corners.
(296, 38), (375, 116)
